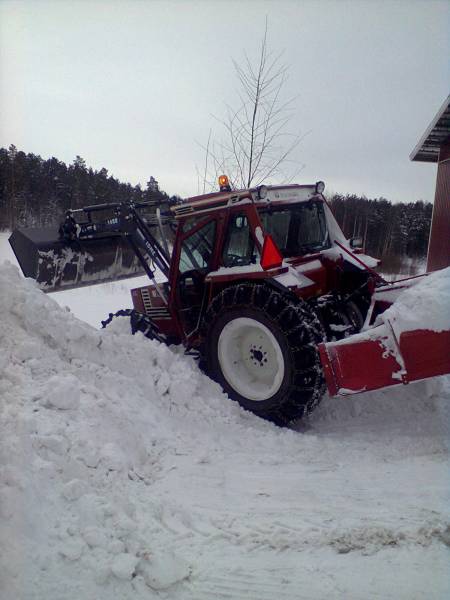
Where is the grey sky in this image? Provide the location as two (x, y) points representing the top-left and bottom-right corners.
(1, 0), (448, 203)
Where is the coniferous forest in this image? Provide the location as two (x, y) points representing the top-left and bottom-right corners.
(0, 145), (432, 269)
(0, 145), (173, 230)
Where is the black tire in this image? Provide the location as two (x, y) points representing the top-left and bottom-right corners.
(321, 299), (364, 341)
(346, 300), (364, 332)
(202, 283), (326, 426)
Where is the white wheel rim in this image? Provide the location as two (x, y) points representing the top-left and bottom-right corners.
(217, 317), (285, 401)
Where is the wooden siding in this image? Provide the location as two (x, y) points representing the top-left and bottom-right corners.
(427, 140), (450, 271)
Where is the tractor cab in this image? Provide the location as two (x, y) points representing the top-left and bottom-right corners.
(169, 182), (326, 338)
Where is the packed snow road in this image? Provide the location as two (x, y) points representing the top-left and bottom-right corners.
(1, 236), (449, 598)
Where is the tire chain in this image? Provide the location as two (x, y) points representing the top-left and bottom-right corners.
(101, 309), (167, 344)
(202, 283), (327, 426)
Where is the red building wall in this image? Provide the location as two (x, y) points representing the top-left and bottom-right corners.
(427, 140), (450, 272)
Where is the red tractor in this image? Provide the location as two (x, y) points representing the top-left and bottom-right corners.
(10, 177), (449, 425)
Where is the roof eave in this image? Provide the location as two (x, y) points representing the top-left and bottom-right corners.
(410, 94), (450, 163)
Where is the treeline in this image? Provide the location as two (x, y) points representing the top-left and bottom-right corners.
(329, 194), (432, 260)
(0, 145), (173, 229)
(0, 146), (432, 262)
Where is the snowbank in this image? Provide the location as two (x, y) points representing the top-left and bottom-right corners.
(0, 231), (153, 328)
(381, 266), (450, 335)
(0, 263), (293, 598)
(1, 262), (449, 599)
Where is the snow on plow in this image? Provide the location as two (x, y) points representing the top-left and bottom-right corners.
(319, 267), (450, 396)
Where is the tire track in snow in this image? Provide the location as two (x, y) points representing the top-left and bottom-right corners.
(178, 515), (450, 555)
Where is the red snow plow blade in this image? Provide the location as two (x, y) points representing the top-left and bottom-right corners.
(319, 325), (450, 396)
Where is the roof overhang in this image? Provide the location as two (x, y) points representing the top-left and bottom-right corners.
(410, 95), (450, 163)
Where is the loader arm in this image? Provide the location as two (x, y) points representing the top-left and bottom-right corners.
(9, 201), (174, 294)
(60, 202), (171, 279)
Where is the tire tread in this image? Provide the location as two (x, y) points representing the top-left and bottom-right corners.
(202, 283), (326, 426)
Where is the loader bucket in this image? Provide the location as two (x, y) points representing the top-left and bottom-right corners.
(9, 227), (146, 292)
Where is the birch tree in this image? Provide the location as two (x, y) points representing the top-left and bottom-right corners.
(201, 24), (304, 192)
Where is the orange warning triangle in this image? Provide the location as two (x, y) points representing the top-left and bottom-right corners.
(260, 234), (283, 270)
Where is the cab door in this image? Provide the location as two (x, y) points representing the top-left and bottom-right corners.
(171, 216), (218, 336)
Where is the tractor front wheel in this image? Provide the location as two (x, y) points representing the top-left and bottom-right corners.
(203, 284), (326, 426)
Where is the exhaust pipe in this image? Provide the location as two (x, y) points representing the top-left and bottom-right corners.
(9, 227), (146, 293)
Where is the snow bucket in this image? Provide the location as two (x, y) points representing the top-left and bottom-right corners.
(9, 228), (145, 292)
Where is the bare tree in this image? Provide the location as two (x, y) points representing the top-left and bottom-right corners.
(199, 22), (305, 192)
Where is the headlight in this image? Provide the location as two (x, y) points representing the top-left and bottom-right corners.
(315, 181), (325, 194)
(257, 185), (268, 200)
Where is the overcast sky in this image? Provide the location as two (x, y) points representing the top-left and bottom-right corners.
(1, 0), (448, 203)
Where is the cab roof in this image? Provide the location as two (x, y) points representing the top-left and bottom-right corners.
(171, 184), (320, 219)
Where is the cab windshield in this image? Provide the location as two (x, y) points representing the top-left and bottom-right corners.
(258, 201), (329, 257)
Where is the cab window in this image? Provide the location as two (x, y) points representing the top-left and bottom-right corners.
(179, 220), (216, 274)
(222, 214), (259, 267)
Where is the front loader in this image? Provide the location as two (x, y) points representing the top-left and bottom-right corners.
(9, 178), (450, 425)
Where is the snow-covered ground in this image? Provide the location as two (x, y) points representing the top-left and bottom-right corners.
(1, 231), (449, 599)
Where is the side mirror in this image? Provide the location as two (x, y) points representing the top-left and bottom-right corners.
(350, 237), (363, 249)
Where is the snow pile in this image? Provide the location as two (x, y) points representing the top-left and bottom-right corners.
(381, 266), (450, 335)
(1, 261), (450, 599)
(1, 230), (153, 328)
(0, 263), (293, 598)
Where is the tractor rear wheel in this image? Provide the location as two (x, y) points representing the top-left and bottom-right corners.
(203, 284), (326, 426)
